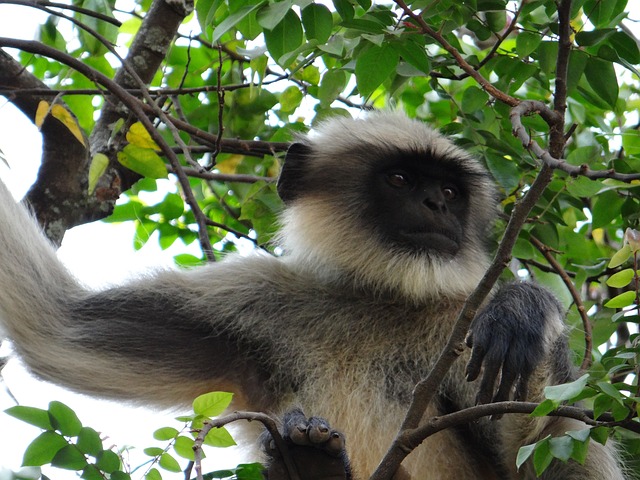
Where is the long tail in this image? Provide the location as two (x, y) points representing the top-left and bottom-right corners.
(0, 179), (257, 408)
(0, 179), (86, 370)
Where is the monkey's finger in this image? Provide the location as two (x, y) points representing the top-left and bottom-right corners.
(464, 330), (474, 348)
(323, 431), (346, 457)
(475, 359), (501, 405)
(492, 361), (519, 404)
(307, 416), (332, 444)
(514, 376), (530, 401)
(465, 344), (486, 382)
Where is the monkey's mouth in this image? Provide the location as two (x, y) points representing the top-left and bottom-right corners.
(397, 230), (460, 255)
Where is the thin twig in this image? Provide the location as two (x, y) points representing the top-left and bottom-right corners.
(0, 0), (121, 26)
(530, 235), (593, 370)
(193, 411), (301, 480)
(392, 0), (520, 107)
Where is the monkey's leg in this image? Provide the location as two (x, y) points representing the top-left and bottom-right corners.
(262, 408), (351, 480)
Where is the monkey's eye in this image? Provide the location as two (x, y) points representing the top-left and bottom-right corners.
(442, 184), (459, 201)
(386, 171), (412, 188)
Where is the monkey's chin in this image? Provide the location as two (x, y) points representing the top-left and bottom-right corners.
(397, 231), (460, 256)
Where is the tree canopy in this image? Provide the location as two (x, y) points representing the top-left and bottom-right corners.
(1, 0), (640, 478)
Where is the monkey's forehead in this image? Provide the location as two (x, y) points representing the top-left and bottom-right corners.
(303, 112), (487, 176)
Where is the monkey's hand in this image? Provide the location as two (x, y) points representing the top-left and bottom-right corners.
(464, 283), (564, 405)
(262, 408), (351, 480)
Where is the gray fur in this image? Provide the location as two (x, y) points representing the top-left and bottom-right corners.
(0, 112), (624, 478)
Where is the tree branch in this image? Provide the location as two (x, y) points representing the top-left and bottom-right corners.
(510, 101), (640, 182)
(0, 50), (89, 244)
(392, 0), (520, 107)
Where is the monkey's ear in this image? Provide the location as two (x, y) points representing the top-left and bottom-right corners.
(277, 142), (312, 204)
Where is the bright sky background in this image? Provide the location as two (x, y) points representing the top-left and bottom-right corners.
(1, 2), (640, 479)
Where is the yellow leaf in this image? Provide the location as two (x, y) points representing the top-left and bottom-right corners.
(126, 122), (160, 150)
(50, 104), (86, 147)
(35, 100), (50, 129)
(216, 154), (244, 174)
(88, 153), (110, 195)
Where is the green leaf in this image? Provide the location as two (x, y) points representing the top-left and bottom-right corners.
(144, 447), (165, 457)
(531, 398), (558, 417)
(566, 145), (600, 166)
(549, 435), (574, 462)
(153, 427), (179, 441)
(395, 38), (431, 74)
(593, 393), (615, 420)
(543, 374), (589, 402)
(536, 41), (558, 74)
(516, 31), (541, 58)
(622, 130), (640, 155)
(461, 86), (489, 114)
(110, 472), (132, 480)
(174, 253), (206, 267)
(533, 438), (553, 476)
(95, 449), (121, 473)
(159, 453), (181, 472)
(5, 406), (52, 430)
(604, 291), (636, 309)
(23, 431), (68, 466)
(596, 381), (624, 405)
(567, 429), (591, 442)
(51, 445), (88, 470)
(193, 392), (233, 417)
(210, 4), (265, 44)
(88, 153), (109, 195)
(117, 145), (168, 179)
(567, 49), (588, 94)
(590, 426), (610, 445)
(159, 193), (185, 220)
(606, 268), (635, 288)
(256, 0), (293, 30)
(48, 401), (82, 437)
(194, 0), (220, 36)
(355, 44), (399, 96)
(584, 57), (618, 109)
(333, 0), (354, 21)
(279, 86), (303, 113)
(575, 28), (615, 46)
(609, 245), (632, 268)
(145, 467), (163, 480)
(203, 426), (237, 448)
(592, 190), (625, 229)
(82, 464), (107, 480)
(134, 220), (158, 250)
(263, 9), (303, 66)
(608, 31), (640, 64)
(566, 176), (602, 197)
(516, 443), (536, 470)
(318, 69), (348, 104)
(174, 436), (195, 461)
(584, 0), (626, 27)
(76, 427), (103, 456)
(301, 3), (333, 44)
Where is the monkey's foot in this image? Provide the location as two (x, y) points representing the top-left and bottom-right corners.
(263, 408), (351, 480)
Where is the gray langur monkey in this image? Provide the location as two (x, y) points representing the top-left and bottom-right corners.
(0, 112), (625, 479)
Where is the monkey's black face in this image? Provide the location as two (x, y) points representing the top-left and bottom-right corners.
(367, 155), (469, 256)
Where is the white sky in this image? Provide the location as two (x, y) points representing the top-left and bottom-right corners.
(1, 2), (640, 479)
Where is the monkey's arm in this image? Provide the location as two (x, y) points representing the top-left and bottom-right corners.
(0, 179), (277, 409)
(465, 283), (625, 479)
